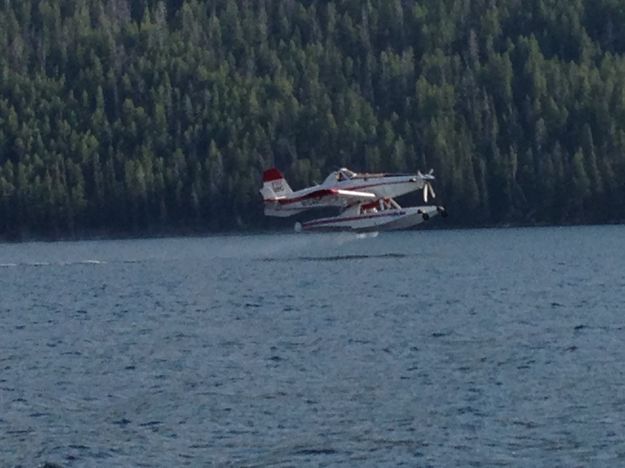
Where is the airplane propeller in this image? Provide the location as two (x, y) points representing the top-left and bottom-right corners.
(418, 169), (436, 203)
(423, 181), (436, 203)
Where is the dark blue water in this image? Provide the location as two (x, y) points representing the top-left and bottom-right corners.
(1, 226), (625, 466)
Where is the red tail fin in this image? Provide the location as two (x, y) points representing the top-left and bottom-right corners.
(263, 168), (284, 183)
(260, 168), (293, 200)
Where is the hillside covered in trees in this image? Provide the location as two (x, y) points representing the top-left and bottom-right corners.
(1, 0), (625, 238)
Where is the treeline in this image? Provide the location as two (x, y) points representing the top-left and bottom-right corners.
(1, 0), (625, 238)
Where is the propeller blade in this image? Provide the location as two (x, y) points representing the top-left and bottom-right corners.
(423, 183), (428, 203)
(428, 182), (436, 200)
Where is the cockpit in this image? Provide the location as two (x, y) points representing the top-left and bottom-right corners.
(324, 168), (357, 184)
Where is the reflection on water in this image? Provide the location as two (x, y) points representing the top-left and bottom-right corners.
(261, 253), (409, 262)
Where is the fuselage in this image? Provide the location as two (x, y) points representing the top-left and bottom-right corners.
(265, 169), (427, 216)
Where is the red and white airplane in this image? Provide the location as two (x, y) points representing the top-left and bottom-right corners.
(260, 167), (446, 232)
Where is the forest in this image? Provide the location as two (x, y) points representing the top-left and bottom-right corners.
(1, 0), (625, 238)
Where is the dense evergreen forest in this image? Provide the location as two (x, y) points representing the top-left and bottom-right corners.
(1, 0), (625, 238)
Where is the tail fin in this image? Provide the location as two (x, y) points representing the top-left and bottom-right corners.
(260, 168), (293, 200)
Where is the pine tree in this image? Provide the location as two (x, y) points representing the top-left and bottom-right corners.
(1, 0), (624, 238)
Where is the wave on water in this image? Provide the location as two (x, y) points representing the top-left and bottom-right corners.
(60, 259), (107, 266)
(261, 253), (408, 262)
(0, 259), (107, 268)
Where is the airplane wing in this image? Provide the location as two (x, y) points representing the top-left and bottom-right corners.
(333, 189), (377, 200)
(267, 188), (376, 205)
(263, 188), (374, 212)
(290, 188), (376, 204)
(263, 188), (376, 217)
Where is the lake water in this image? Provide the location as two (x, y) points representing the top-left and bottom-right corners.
(1, 226), (625, 466)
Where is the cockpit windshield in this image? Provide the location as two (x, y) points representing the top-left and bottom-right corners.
(323, 168), (357, 184)
(336, 168), (356, 181)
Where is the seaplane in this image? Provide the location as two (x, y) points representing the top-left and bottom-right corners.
(260, 167), (447, 232)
